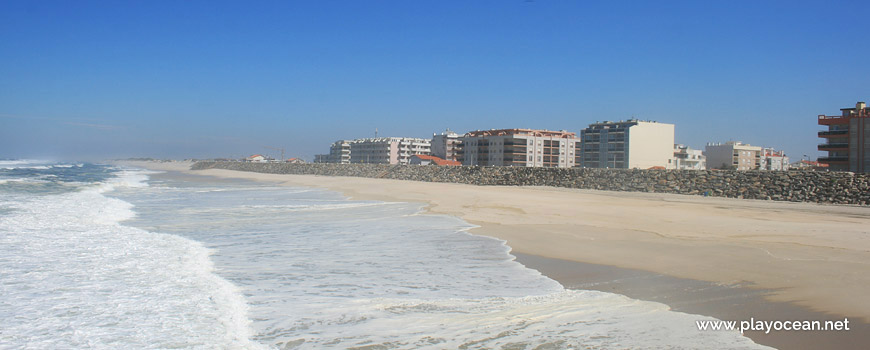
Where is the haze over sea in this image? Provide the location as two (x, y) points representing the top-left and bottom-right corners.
(0, 161), (771, 349)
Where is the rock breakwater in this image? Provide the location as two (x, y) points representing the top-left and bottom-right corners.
(191, 161), (870, 205)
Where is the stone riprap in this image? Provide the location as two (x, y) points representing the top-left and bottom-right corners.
(191, 161), (870, 205)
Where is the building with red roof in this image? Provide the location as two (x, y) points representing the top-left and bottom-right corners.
(409, 154), (461, 166)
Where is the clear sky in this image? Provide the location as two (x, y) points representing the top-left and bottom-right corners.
(1, 0), (868, 161)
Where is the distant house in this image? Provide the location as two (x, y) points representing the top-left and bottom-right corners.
(285, 158), (305, 164)
(410, 154), (461, 166)
(246, 154), (266, 162)
(791, 160), (829, 171)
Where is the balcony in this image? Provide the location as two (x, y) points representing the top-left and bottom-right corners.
(818, 115), (852, 125)
(502, 144), (527, 150)
(818, 156), (849, 162)
(818, 130), (849, 137)
(818, 143), (849, 150)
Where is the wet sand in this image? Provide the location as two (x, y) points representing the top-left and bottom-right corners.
(514, 253), (867, 350)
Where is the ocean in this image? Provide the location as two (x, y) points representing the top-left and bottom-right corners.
(0, 161), (771, 349)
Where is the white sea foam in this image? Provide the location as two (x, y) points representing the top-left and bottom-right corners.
(0, 159), (53, 169)
(1, 166), (773, 349)
(0, 177), (49, 184)
(0, 171), (264, 349)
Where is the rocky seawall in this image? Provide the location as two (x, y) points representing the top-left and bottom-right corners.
(191, 161), (870, 205)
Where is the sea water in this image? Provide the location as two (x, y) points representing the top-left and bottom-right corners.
(0, 161), (771, 349)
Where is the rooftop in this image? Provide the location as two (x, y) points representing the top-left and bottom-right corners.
(464, 128), (577, 138)
(411, 154), (461, 166)
(820, 101), (869, 123)
(587, 119), (671, 128)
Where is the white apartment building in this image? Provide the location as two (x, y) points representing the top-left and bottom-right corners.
(760, 148), (790, 171)
(460, 129), (580, 167)
(705, 141), (762, 170)
(328, 140), (352, 164)
(314, 140), (351, 164)
(431, 129), (461, 161)
(671, 144), (706, 170)
(350, 137), (431, 165)
(579, 120), (675, 169)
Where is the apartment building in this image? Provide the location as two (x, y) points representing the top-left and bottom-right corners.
(671, 144), (706, 170)
(459, 129), (580, 167)
(705, 141), (762, 170)
(349, 137), (431, 165)
(328, 140), (352, 164)
(579, 120), (675, 169)
(760, 148), (790, 171)
(431, 129), (461, 161)
(314, 140), (352, 163)
(818, 101), (870, 172)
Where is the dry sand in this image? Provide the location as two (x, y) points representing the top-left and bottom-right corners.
(122, 161), (870, 348)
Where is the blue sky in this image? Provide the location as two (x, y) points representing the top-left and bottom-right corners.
(1, 0), (867, 161)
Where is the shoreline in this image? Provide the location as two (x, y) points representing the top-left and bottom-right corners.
(512, 253), (867, 350)
(122, 161), (870, 349)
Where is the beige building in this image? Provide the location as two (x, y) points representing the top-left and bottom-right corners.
(349, 137), (431, 165)
(705, 141), (762, 170)
(580, 120), (675, 169)
(431, 129), (461, 161)
(460, 129), (580, 167)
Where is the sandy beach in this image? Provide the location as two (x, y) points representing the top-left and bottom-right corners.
(126, 161), (870, 349)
